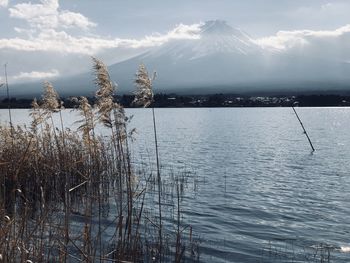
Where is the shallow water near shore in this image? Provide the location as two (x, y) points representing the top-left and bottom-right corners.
(1, 107), (350, 262)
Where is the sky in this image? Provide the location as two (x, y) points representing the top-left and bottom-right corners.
(0, 0), (350, 84)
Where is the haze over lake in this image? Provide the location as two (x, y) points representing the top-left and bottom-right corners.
(2, 107), (350, 262)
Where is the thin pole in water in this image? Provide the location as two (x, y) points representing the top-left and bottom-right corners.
(292, 106), (315, 152)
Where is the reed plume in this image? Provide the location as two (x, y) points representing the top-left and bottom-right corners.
(41, 81), (61, 114)
(133, 63), (155, 107)
(93, 57), (117, 128)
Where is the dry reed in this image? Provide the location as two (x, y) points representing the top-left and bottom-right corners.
(0, 58), (197, 262)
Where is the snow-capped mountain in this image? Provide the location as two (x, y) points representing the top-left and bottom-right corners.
(106, 20), (268, 94)
(146, 20), (261, 60)
(106, 19), (350, 95)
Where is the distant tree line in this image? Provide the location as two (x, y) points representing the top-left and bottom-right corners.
(1, 93), (350, 109)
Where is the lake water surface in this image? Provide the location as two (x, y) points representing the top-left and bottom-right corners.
(1, 107), (350, 262)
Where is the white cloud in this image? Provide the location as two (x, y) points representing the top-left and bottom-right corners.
(255, 31), (309, 50)
(59, 11), (96, 30)
(12, 69), (59, 81)
(9, 0), (96, 31)
(9, 0), (58, 29)
(255, 24), (350, 51)
(0, 0), (8, 8)
(0, 23), (201, 54)
(126, 23), (201, 48)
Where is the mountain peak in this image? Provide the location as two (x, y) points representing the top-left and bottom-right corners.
(200, 20), (238, 35)
(199, 20), (253, 44)
(142, 20), (260, 61)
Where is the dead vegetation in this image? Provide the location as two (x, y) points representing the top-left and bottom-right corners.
(0, 58), (198, 262)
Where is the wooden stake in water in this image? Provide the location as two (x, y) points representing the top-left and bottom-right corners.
(292, 106), (315, 152)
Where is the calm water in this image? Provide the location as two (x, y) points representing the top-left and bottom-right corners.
(1, 107), (350, 262)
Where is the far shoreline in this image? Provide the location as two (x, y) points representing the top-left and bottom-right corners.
(1, 93), (350, 108)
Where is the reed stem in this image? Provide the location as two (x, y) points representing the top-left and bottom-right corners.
(152, 106), (162, 261)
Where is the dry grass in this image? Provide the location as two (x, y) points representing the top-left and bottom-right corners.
(0, 58), (198, 262)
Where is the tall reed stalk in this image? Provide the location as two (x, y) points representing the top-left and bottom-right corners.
(93, 57), (138, 260)
(133, 63), (163, 261)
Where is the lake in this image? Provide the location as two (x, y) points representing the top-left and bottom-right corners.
(1, 107), (350, 262)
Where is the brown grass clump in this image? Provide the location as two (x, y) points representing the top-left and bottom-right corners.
(0, 58), (198, 262)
